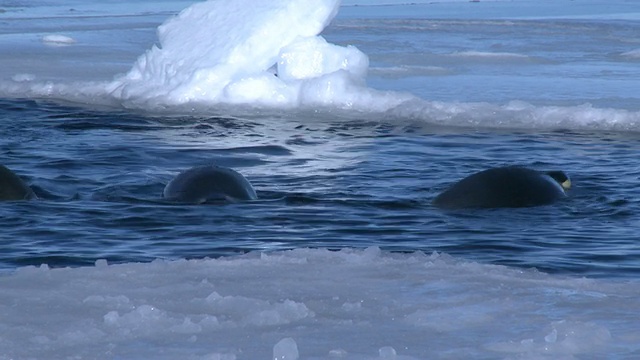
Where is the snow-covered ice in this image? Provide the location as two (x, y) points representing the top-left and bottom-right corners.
(1, 248), (637, 359)
(107, 0), (368, 108)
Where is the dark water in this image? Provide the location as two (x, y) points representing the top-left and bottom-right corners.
(2, 98), (639, 278)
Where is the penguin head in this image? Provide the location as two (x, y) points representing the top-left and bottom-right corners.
(544, 170), (571, 191)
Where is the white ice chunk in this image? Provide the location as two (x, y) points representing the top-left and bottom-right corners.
(42, 34), (76, 46)
(273, 337), (299, 360)
(378, 346), (397, 359)
(277, 36), (368, 82)
(109, 0), (343, 107)
(621, 49), (640, 58)
(205, 291), (313, 326)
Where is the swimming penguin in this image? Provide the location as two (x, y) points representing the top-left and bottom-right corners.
(432, 166), (570, 209)
(163, 165), (257, 203)
(0, 164), (37, 201)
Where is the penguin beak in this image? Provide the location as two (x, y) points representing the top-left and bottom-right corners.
(561, 179), (571, 191)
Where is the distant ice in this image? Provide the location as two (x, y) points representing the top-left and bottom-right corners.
(621, 49), (640, 59)
(452, 50), (531, 60)
(0, 0), (639, 130)
(1, 247), (638, 359)
(388, 100), (640, 131)
(41, 34), (76, 46)
(11, 73), (36, 82)
(342, 0), (496, 4)
(369, 65), (452, 77)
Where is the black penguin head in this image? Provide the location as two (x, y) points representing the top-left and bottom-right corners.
(545, 170), (571, 191)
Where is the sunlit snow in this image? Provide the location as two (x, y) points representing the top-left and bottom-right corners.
(1, 248), (637, 359)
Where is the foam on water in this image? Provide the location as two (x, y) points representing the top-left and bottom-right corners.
(1, 248), (638, 359)
(2, 0), (639, 130)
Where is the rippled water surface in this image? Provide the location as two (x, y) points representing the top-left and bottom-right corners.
(2, 99), (639, 278)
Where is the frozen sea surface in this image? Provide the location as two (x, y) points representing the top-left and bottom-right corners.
(2, 248), (639, 359)
(1, 0), (640, 358)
